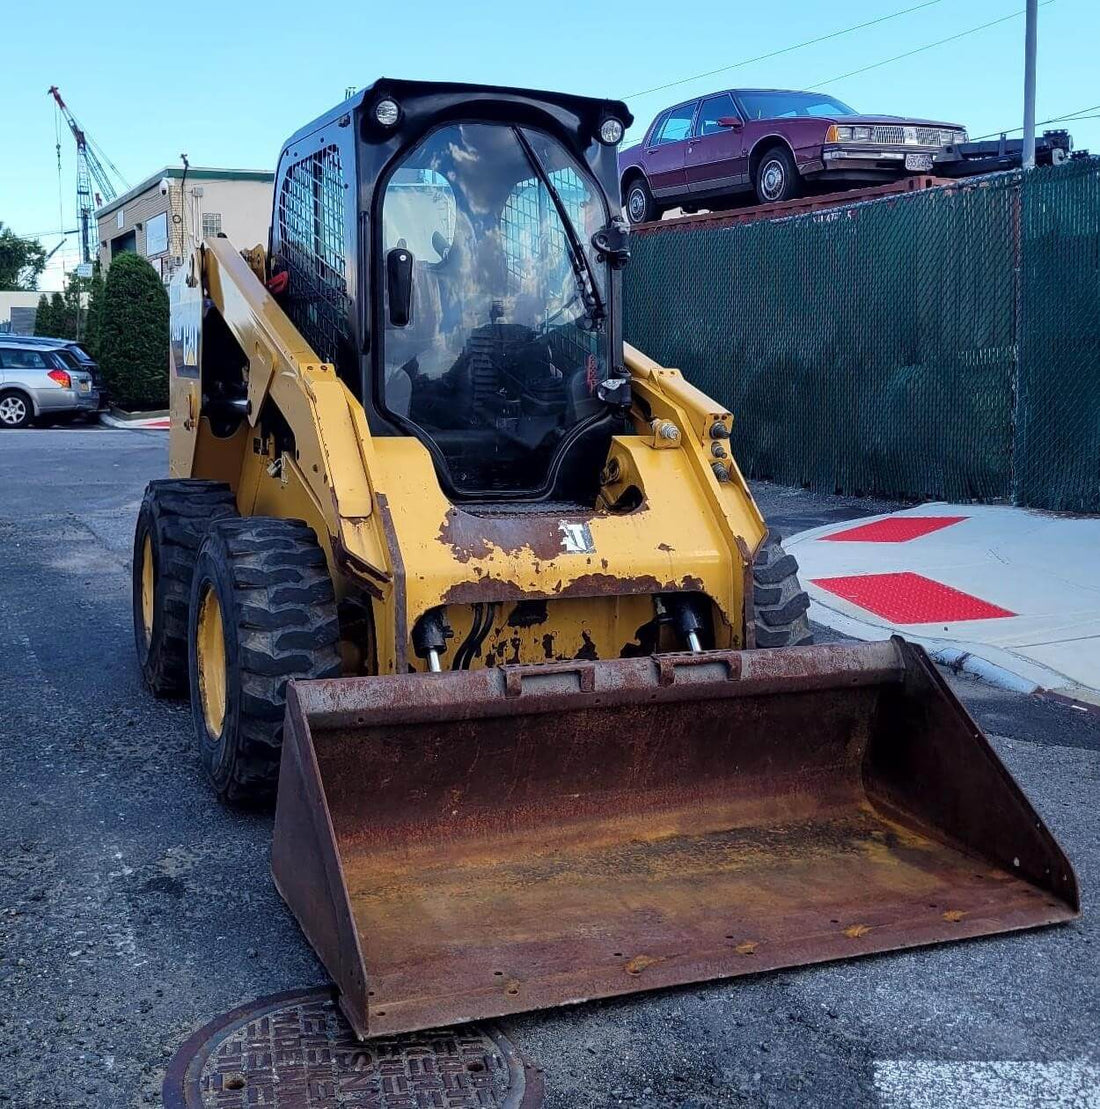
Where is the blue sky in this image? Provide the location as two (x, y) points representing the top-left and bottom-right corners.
(3, 0), (1097, 289)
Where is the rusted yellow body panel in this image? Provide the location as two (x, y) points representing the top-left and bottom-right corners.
(173, 237), (766, 673)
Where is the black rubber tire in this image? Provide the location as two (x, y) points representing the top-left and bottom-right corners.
(752, 535), (813, 648)
(188, 517), (342, 805)
(624, 175), (659, 225)
(132, 479), (238, 697)
(0, 390), (34, 429)
(753, 145), (801, 205)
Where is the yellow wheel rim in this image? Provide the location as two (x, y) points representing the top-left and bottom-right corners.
(140, 534), (155, 644)
(196, 584), (228, 736)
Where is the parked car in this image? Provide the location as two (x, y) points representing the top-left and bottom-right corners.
(0, 339), (101, 428)
(619, 88), (968, 222)
(2, 335), (108, 409)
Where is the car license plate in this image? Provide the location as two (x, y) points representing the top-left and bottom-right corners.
(78, 381), (90, 393)
(905, 153), (934, 171)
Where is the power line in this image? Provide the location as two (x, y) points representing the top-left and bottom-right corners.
(808, 2), (1054, 89)
(972, 103), (1100, 139)
(624, 0), (944, 100)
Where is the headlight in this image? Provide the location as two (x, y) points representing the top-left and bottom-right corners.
(373, 98), (400, 127)
(834, 125), (853, 142)
(852, 126), (872, 142)
(599, 118), (625, 145)
(957, 129), (969, 144)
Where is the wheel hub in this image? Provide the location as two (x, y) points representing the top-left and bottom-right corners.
(140, 534), (155, 644)
(762, 160), (785, 200)
(196, 585), (227, 735)
(0, 396), (27, 425)
(628, 187), (645, 221)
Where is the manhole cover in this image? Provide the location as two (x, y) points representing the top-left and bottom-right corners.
(164, 987), (543, 1108)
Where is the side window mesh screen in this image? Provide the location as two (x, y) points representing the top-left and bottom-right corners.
(278, 145), (349, 367)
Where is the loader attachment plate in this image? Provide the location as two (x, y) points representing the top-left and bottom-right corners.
(272, 639), (1078, 1039)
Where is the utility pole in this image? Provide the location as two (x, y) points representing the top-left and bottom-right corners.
(1022, 0), (1038, 169)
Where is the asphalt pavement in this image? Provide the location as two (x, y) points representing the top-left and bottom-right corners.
(0, 429), (1096, 1109)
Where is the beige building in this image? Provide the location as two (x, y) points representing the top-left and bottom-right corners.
(0, 291), (43, 335)
(95, 167), (274, 281)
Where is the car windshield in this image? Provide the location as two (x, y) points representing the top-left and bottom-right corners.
(737, 91), (856, 120)
(379, 122), (610, 496)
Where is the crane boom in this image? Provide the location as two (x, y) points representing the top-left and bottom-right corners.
(48, 86), (126, 266)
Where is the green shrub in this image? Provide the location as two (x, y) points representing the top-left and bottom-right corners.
(33, 293), (53, 336)
(51, 290), (78, 339)
(83, 266), (106, 359)
(99, 254), (169, 409)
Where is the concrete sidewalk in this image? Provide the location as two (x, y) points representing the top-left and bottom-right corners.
(787, 503), (1100, 699)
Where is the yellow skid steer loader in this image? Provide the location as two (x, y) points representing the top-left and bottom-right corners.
(133, 79), (1077, 1039)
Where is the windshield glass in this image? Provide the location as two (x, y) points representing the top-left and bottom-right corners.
(738, 91), (856, 120)
(380, 123), (609, 495)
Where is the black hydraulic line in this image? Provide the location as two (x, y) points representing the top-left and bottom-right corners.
(470, 602), (498, 667)
(452, 603), (486, 671)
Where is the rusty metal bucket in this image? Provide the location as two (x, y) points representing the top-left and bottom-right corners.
(271, 638), (1078, 1040)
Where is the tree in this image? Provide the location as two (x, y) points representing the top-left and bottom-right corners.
(83, 265), (106, 358)
(33, 293), (55, 337)
(48, 292), (73, 339)
(60, 270), (91, 340)
(0, 223), (46, 290)
(99, 253), (169, 409)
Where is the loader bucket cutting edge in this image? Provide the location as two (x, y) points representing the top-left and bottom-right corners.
(271, 638), (1078, 1040)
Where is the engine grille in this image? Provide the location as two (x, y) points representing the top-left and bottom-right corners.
(869, 125), (948, 147)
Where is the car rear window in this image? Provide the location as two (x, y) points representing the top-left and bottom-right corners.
(738, 91), (857, 120)
(55, 350), (82, 370)
(0, 349), (48, 369)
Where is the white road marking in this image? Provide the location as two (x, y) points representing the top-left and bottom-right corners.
(874, 1060), (1100, 1109)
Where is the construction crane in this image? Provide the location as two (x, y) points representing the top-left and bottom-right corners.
(48, 86), (128, 266)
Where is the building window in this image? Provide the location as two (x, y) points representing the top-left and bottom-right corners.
(145, 212), (169, 256)
(202, 212), (222, 239)
(277, 145), (349, 370)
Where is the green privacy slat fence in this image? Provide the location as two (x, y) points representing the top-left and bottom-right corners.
(623, 160), (1100, 511)
(1017, 162), (1100, 511)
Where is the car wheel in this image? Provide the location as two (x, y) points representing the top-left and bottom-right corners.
(754, 146), (800, 205)
(0, 391), (33, 429)
(624, 177), (658, 225)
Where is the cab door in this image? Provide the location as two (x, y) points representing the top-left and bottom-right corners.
(684, 92), (748, 194)
(643, 101), (697, 197)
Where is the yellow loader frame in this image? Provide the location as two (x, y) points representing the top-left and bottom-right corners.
(171, 237), (766, 674)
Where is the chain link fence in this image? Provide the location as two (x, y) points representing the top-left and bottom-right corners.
(624, 160), (1100, 511)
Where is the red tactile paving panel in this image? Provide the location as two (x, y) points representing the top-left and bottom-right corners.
(811, 572), (1016, 623)
(820, 516), (969, 543)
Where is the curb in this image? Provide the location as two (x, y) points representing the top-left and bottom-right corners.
(807, 599), (1045, 694)
(99, 412), (170, 429)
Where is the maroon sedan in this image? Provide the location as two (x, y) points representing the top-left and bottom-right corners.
(619, 88), (968, 222)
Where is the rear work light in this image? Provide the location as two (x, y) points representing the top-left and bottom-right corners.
(47, 369), (71, 388)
